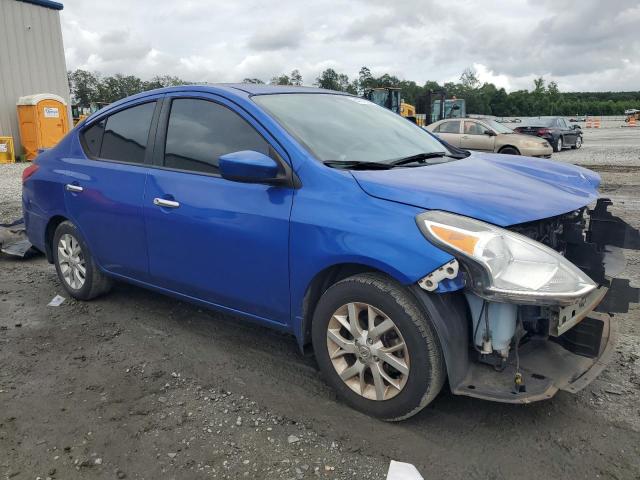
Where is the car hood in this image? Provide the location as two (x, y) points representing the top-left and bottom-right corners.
(351, 152), (600, 226)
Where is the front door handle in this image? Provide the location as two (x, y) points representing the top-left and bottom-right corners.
(153, 198), (180, 209)
(65, 184), (83, 193)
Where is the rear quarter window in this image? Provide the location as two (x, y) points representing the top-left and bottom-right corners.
(81, 101), (156, 164)
(82, 120), (105, 157)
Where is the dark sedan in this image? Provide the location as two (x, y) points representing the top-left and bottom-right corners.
(513, 116), (582, 152)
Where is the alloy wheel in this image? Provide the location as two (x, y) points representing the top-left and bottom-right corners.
(326, 302), (410, 401)
(57, 233), (86, 290)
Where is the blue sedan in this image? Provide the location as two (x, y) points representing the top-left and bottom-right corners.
(22, 84), (625, 420)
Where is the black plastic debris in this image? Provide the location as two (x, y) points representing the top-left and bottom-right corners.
(0, 218), (34, 258)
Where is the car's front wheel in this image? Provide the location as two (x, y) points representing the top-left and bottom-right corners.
(498, 146), (520, 155)
(572, 136), (582, 149)
(312, 273), (445, 421)
(53, 221), (112, 300)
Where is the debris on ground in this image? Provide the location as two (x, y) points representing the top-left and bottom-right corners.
(386, 460), (424, 480)
(47, 295), (65, 307)
(0, 218), (33, 257)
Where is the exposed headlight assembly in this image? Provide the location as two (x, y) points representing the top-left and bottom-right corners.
(416, 211), (596, 305)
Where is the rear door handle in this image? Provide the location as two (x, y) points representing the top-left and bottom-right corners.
(65, 184), (83, 193)
(153, 198), (180, 208)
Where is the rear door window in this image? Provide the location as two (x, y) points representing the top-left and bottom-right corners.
(163, 98), (269, 174)
(85, 102), (156, 164)
(437, 121), (461, 134)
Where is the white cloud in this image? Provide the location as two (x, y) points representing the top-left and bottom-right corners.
(60, 0), (639, 91)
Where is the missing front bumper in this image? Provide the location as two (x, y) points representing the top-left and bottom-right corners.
(451, 314), (616, 403)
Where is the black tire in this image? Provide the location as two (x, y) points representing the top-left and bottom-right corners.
(52, 221), (112, 300)
(571, 136), (582, 149)
(498, 146), (520, 155)
(311, 273), (445, 421)
(554, 136), (563, 152)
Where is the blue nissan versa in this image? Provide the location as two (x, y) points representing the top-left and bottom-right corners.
(22, 85), (635, 420)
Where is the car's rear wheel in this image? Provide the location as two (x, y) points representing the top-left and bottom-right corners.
(572, 136), (582, 149)
(53, 221), (112, 300)
(499, 146), (520, 155)
(554, 136), (563, 152)
(311, 273), (445, 421)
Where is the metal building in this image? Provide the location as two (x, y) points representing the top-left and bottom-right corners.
(0, 0), (70, 157)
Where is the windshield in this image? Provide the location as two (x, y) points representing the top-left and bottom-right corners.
(482, 119), (514, 134)
(253, 93), (449, 163)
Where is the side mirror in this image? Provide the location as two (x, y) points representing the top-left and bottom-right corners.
(219, 150), (281, 184)
(572, 124), (581, 130)
(484, 129), (497, 136)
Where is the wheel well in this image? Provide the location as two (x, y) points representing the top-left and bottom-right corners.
(498, 145), (520, 155)
(300, 263), (389, 352)
(44, 215), (67, 263)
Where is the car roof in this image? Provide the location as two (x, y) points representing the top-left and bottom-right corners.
(121, 83), (340, 100)
(223, 83), (340, 95)
(84, 83), (347, 123)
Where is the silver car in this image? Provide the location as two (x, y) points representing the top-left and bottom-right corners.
(428, 118), (553, 158)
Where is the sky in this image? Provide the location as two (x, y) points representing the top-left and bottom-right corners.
(60, 0), (640, 92)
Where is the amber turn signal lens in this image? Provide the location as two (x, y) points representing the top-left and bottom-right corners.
(430, 224), (479, 255)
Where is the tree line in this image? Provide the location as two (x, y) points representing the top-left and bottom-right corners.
(68, 67), (640, 117)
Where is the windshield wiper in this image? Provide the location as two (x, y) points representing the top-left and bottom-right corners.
(323, 160), (391, 170)
(387, 152), (449, 166)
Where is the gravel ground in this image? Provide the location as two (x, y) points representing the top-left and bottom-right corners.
(1, 127), (639, 479)
(0, 163), (27, 223)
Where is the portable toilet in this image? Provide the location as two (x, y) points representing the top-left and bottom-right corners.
(17, 93), (70, 160)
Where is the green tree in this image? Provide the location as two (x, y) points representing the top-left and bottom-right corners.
(315, 68), (345, 91)
(96, 74), (145, 103)
(66, 68), (640, 117)
(460, 67), (480, 90)
(270, 74), (292, 85)
(67, 69), (100, 106)
(143, 75), (186, 90)
(357, 66), (375, 93)
(290, 69), (303, 86)
(533, 77), (546, 95)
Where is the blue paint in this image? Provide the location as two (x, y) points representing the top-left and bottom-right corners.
(219, 150), (280, 182)
(22, 84), (600, 346)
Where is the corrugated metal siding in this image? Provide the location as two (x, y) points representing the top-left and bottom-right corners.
(0, 0), (70, 155)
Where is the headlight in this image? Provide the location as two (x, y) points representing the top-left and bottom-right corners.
(416, 211), (596, 305)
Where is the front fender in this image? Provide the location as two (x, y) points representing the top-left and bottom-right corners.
(409, 287), (470, 388)
(289, 164), (454, 342)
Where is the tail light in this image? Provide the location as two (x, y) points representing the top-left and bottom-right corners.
(537, 128), (551, 136)
(22, 163), (39, 184)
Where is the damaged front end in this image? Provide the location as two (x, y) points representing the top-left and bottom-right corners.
(415, 199), (639, 403)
